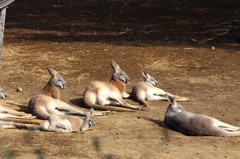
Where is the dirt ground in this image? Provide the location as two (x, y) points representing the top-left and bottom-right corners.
(0, 0), (240, 158)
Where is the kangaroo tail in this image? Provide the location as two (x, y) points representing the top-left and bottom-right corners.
(55, 100), (86, 116)
(2, 118), (42, 125)
(0, 121), (15, 129)
(173, 95), (190, 102)
(86, 104), (137, 112)
(13, 124), (44, 131)
(0, 121), (41, 130)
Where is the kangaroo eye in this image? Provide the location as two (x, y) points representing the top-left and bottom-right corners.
(58, 78), (64, 82)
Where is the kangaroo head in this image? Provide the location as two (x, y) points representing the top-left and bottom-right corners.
(142, 71), (158, 86)
(166, 94), (185, 113)
(0, 87), (7, 99)
(48, 68), (67, 89)
(110, 60), (130, 83)
(80, 108), (96, 131)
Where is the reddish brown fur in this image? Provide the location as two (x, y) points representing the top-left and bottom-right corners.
(109, 80), (127, 97)
(83, 80), (140, 111)
(41, 82), (60, 99)
(83, 60), (142, 112)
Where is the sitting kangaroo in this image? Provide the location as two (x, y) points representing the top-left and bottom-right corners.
(28, 68), (107, 120)
(164, 94), (240, 136)
(132, 71), (189, 107)
(42, 108), (96, 132)
(83, 60), (144, 112)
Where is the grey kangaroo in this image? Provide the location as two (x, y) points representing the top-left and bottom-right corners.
(164, 94), (240, 136)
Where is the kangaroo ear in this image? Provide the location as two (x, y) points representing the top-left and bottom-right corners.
(85, 112), (90, 118)
(48, 68), (58, 77)
(166, 94), (175, 105)
(141, 71), (149, 78)
(0, 87), (4, 92)
(90, 108), (95, 116)
(110, 60), (121, 71)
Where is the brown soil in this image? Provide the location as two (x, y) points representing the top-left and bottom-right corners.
(0, 0), (240, 158)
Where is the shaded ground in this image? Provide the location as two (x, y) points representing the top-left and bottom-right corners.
(0, 0), (240, 158)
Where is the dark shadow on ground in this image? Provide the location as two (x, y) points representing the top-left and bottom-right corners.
(138, 116), (166, 127)
(138, 116), (172, 141)
(2, 101), (29, 113)
(69, 98), (87, 109)
(5, 0), (240, 50)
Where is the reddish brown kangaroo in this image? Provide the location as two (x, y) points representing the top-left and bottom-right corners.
(28, 68), (107, 120)
(0, 87), (32, 118)
(0, 87), (38, 129)
(83, 60), (144, 112)
(132, 71), (189, 107)
(42, 108), (96, 132)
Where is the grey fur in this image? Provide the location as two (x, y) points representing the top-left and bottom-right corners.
(48, 67), (67, 88)
(111, 60), (130, 84)
(164, 95), (240, 136)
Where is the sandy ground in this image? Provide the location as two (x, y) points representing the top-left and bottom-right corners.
(0, 0), (240, 158)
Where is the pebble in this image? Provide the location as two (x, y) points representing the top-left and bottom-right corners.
(16, 87), (23, 92)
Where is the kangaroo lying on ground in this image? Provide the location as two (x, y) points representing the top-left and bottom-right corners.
(0, 87), (39, 129)
(28, 68), (108, 120)
(1, 107), (95, 132)
(132, 71), (189, 107)
(1, 108), (96, 132)
(42, 108), (96, 132)
(0, 82), (95, 132)
(84, 60), (144, 112)
(0, 87), (32, 118)
(164, 94), (240, 136)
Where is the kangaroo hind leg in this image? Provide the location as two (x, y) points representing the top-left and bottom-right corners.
(0, 120), (15, 129)
(214, 119), (240, 131)
(0, 113), (23, 119)
(0, 106), (28, 117)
